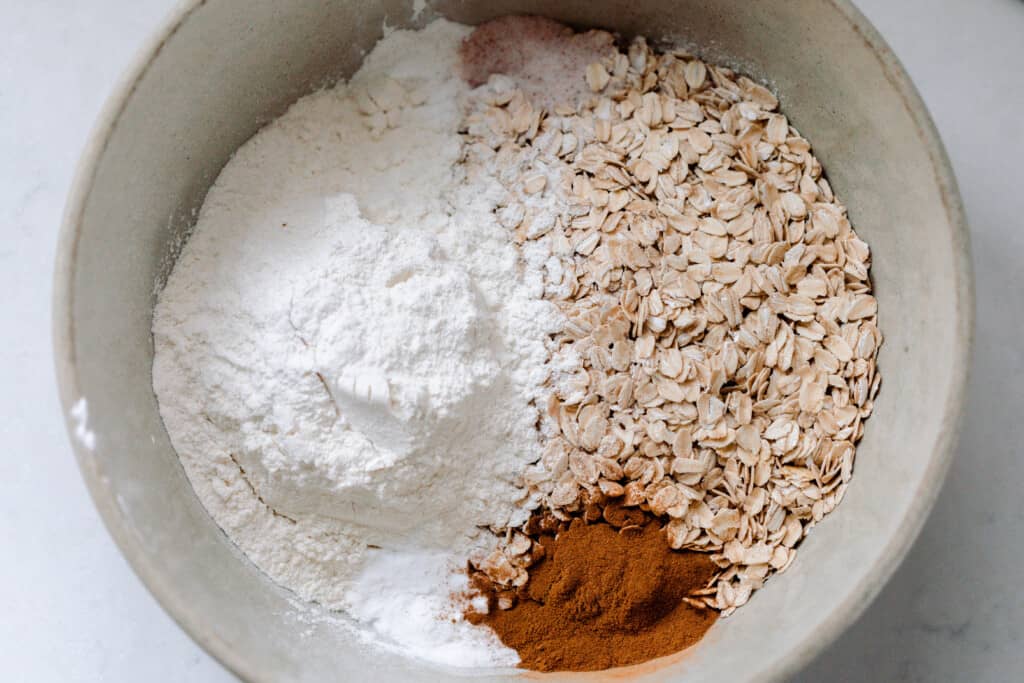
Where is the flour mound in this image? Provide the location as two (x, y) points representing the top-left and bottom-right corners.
(152, 19), (559, 666)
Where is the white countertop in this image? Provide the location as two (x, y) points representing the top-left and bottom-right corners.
(1, 1), (1021, 680)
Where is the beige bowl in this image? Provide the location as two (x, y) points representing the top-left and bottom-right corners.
(54, 1), (972, 680)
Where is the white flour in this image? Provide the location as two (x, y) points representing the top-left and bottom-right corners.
(152, 19), (562, 667)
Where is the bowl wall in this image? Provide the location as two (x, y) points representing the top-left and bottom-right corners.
(54, 1), (972, 681)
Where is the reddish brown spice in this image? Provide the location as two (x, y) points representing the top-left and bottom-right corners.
(457, 16), (614, 108)
(468, 518), (719, 672)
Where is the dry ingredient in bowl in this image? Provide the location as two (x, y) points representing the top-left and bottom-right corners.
(152, 12), (881, 674)
(153, 20), (548, 667)
(461, 14), (881, 666)
(468, 511), (718, 672)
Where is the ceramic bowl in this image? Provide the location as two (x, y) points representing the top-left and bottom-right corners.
(54, 1), (972, 680)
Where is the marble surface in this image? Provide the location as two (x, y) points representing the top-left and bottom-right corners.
(1, 0), (1020, 680)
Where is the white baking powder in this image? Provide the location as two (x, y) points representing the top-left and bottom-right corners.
(152, 19), (563, 667)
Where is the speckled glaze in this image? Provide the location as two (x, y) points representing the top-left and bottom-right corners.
(53, 1), (972, 681)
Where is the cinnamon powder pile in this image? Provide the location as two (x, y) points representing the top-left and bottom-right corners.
(468, 517), (719, 672)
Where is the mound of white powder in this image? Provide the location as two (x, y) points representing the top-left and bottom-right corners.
(152, 19), (563, 666)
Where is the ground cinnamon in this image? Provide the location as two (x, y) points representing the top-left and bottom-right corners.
(468, 517), (719, 672)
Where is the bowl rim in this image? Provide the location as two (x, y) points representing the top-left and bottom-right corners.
(52, 0), (974, 680)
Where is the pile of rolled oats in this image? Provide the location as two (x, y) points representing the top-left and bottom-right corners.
(466, 34), (881, 616)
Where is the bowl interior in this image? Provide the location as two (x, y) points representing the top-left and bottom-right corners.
(55, 0), (970, 681)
